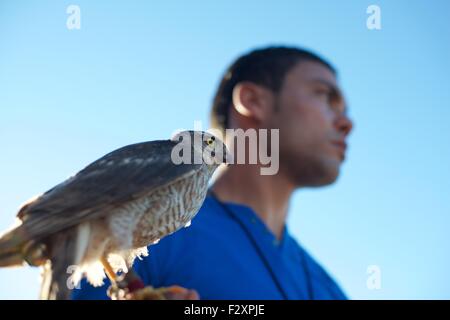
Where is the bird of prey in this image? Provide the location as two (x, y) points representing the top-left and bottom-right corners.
(0, 130), (229, 300)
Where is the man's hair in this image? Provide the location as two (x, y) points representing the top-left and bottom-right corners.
(210, 46), (336, 134)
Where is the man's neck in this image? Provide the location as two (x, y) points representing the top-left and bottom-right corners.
(211, 164), (295, 240)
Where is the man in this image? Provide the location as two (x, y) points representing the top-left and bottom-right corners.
(73, 46), (353, 300)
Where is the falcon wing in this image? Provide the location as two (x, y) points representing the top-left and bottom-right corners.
(18, 139), (201, 242)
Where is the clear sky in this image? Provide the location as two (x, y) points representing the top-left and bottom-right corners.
(0, 0), (449, 299)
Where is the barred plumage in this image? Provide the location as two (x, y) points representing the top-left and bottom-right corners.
(0, 130), (229, 299)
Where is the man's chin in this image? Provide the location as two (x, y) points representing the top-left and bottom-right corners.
(304, 166), (340, 187)
(308, 174), (339, 187)
(288, 157), (341, 187)
(322, 165), (341, 185)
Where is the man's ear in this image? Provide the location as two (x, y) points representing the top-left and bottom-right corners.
(232, 82), (273, 123)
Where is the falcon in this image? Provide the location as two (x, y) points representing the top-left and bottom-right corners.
(0, 130), (229, 299)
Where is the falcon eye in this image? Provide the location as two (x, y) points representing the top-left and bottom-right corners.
(206, 138), (214, 146)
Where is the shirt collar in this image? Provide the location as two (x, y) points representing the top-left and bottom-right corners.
(207, 195), (307, 299)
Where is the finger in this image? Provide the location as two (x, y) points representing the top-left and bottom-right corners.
(185, 289), (200, 300)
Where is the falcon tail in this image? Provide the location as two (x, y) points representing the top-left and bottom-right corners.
(0, 250), (23, 267)
(0, 227), (26, 267)
(39, 228), (78, 300)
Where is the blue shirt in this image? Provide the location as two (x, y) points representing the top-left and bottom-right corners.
(72, 195), (347, 300)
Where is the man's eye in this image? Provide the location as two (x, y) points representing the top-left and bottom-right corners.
(315, 88), (331, 96)
(315, 88), (336, 103)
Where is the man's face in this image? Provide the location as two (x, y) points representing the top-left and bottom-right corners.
(267, 60), (353, 187)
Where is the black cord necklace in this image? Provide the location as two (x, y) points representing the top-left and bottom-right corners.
(208, 190), (315, 300)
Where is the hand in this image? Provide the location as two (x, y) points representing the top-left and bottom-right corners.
(125, 285), (200, 300)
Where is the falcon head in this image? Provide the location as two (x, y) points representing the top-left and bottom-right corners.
(171, 130), (231, 167)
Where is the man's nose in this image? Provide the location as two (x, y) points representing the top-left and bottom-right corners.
(335, 113), (353, 137)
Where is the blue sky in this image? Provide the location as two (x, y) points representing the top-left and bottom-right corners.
(0, 0), (449, 299)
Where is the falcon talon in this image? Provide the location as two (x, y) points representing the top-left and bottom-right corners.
(107, 284), (127, 300)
